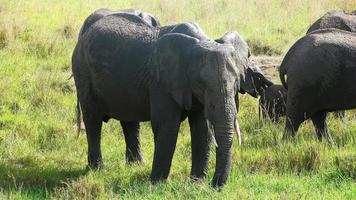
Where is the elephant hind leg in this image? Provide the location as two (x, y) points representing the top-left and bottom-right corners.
(120, 121), (143, 163)
(311, 111), (334, 145)
(188, 110), (211, 180)
(283, 101), (305, 141)
(81, 100), (104, 170)
(283, 115), (303, 142)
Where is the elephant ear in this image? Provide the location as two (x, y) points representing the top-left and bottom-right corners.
(215, 31), (250, 57)
(150, 33), (199, 110)
(215, 32), (250, 90)
(139, 12), (161, 27)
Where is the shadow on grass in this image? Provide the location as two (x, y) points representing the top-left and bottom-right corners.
(0, 161), (88, 194)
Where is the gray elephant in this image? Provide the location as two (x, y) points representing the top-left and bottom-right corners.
(238, 64), (274, 98)
(307, 10), (356, 33)
(259, 85), (346, 122)
(73, 13), (253, 187)
(78, 8), (161, 38)
(279, 28), (356, 144)
(305, 10), (356, 119)
(77, 10), (209, 165)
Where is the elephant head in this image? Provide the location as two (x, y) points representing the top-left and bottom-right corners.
(238, 64), (273, 97)
(215, 33), (273, 97)
(150, 32), (248, 187)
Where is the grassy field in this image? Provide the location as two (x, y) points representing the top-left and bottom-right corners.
(0, 0), (355, 199)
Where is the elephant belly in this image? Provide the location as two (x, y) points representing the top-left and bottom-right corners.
(319, 69), (356, 111)
(93, 74), (151, 122)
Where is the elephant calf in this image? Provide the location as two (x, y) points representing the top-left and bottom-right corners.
(259, 84), (287, 122)
(279, 28), (356, 144)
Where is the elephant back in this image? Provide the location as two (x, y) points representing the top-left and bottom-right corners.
(82, 13), (157, 73)
(79, 9), (160, 38)
(307, 10), (356, 33)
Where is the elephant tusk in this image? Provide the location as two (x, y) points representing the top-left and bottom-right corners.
(235, 119), (242, 145)
(207, 120), (218, 147)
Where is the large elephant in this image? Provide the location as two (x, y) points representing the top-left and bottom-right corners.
(307, 10), (356, 33)
(78, 8), (161, 38)
(77, 10), (211, 164)
(279, 28), (356, 144)
(72, 13), (252, 187)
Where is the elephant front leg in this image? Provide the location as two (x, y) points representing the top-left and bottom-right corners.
(311, 111), (334, 145)
(149, 88), (182, 183)
(120, 121), (143, 163)
(188, 110), (211, 180)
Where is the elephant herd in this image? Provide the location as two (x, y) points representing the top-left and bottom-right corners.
(72, 9), (356, 187)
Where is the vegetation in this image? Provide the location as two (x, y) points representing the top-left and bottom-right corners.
(0, 0), (355, 199)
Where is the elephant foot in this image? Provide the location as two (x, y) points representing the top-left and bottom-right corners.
(87, 158), (103, 170)
(190, 175), (205, 183)
(149, 173), (168, 184)
(211, 174), (227, 189)
(190, 170), (207, 181)
(126, 151), (144, 164)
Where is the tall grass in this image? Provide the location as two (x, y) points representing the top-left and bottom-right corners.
(0, 0), (355, 199)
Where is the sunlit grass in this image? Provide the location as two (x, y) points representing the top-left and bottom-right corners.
(0, 0), (355, 199)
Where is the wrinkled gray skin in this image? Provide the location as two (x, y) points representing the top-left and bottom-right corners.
(72, 13), (251, 187)
(259, 84), (345, 123)
(306, 10), (356, 119)
(76, 9), (160, 164)
(259, 84), (287, 122)
(307, 10), (356, 34)
(279, 28), (356, 144)
(78, 8), (161, 38)
(239, 64), (273, 98)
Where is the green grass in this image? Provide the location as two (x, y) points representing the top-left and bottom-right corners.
(0, 0), (355, 199)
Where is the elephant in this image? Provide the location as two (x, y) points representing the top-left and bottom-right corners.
(72, 12), (253, 187)
(258, 84), (345, 123)
(76, 11), (211, 164)
(307, 10), (356, 33)
(259, 84), (287, 122)
(279, 28), (356, 144)
(256, 10), (356, 122)
(238, 64), (273, 98)
(78, 8), (161, 38)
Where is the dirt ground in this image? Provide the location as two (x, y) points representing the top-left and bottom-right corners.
(251, 56), (282, 82)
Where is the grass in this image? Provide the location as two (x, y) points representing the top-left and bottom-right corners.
(0, 0), (355, 199)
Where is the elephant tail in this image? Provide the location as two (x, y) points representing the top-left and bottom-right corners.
(258, 100), (261, 121)
(76, 95), (82, 138)
(279, 64), (288, 90)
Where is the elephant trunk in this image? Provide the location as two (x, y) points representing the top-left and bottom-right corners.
(211, 118), (235, 188)
(206, 95), (236, 187)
